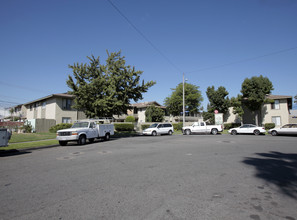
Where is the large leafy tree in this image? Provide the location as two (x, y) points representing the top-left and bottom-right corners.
(164, 83), (203, 116)
(230, 94), (244, 125)
(241, 75), (273, 125)
(206, 86), (230, 114)
(67, 51), (156, 118)
(145, 105), (165, 122)
(203, 86), (230, 123)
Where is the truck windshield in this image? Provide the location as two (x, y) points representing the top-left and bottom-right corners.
(72, 122), (89, 128)
(149, 123), (158, 128)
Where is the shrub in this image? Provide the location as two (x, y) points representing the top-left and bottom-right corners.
(172, 122), (183, 131)
(114, 123), (134, 131)
(49, 123), (72, 133)
(141, 124), (151, 130)
(125, 116), (135, 123)
(21, 121), (33, 133)
(264, 123), (275, 130)
(223, 123), (241, 130)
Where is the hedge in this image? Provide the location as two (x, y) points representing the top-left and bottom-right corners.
(125, 116), (135, 123)
(114, 123), (135, 131)
(172, 122), (183, 131)
(223, 123), (241, 130)
(49, 123), (72, 133)
(141, 124), (151, 130)
(264, 123), (275, 130)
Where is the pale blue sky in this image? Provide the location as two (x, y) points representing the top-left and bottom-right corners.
(1, 0), (297, 115)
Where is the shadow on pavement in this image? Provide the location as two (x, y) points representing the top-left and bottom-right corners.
(243, 151), (297, 199)
(0, 149), (31, 157)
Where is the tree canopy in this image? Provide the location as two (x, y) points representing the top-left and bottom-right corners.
(241, 75), (274, 125)
(241, 75), (273, 111)
(205, 86), (230, 114)
(145, 105), (165, 122)
(67, 51), (156, 118)
(230, 94), (244, 124)
(203, 86), (230, 123)
(164, 83), (203, 116)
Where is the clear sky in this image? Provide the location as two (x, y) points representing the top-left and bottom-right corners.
(1, 0), (297, 116)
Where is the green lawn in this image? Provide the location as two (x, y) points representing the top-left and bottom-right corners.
(9, 132), (56, 143)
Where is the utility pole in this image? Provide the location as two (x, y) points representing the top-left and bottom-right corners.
(183, 73), (185, 127)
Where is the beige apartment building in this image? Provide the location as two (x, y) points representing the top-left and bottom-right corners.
(226, 95), (293, 127)
(10, 93), (293, 132)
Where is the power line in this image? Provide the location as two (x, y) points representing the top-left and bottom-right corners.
(187, 46), (297, 73)
(107, 0), (183, 73)
(0, 81), (52, 94)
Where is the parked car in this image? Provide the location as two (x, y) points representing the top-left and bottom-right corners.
(268, 124), (297, 136)
(228, 124), (266, 135)
(182, 121), (223, 135)
(142, 123), (174, 136)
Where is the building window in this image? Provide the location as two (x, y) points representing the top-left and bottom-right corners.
(42, 101), (46, 109)
(62, 117), (72, 123)
(62, 99), (72, 110)
(272, 116), (281, 126)
(271, 100), (280, 110)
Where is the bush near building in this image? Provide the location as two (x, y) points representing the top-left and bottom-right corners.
(264, 123), (275, 130)
(49, 123), (72, 133)
(114, 123), (134, 131)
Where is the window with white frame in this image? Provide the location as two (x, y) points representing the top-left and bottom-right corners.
(42, 101), (46, 109)
(272, 116), (281, 126)
(271, 100), (280, 110)
(62, 117), (72, 124)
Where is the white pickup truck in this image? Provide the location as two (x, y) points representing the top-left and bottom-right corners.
(182, 121), (223, 135)
(56, 120), (114, 146)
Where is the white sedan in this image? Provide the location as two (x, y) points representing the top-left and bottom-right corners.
(228, 124), (266, 135)
(268, 124), (297, 136)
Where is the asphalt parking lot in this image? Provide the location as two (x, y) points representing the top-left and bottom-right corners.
(0, 134), (296, 220)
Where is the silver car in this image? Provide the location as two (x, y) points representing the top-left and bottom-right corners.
(143, 123), (174, 136)
(268, 124), (297, 136)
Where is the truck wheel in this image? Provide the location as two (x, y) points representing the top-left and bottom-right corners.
(78, 135), (86, 145)
(104, 133), (110, 141)
(185, 129), (191, 135)
(211, 129), (218, 135)
(89, 138), (95, 143)
(59, 141), (67, 146)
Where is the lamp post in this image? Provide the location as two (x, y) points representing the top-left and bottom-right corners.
(182, 73), (187, 127)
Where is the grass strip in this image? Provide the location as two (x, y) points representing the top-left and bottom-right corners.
(9, 133), (56, 143)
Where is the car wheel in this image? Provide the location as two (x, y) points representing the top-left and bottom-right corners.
(254, 130), (260, 135)
(211, 129), (218, 135)
(59, 141), (67, 146)
(231, 130), (237, 135)
(78, 135), (86, 145)
(168, 130), (173, 135)
(271, 130), (278, 136)
(185, 129), (191, 135)
(152, 131), (157, 136)
(104, 133), (110, 141)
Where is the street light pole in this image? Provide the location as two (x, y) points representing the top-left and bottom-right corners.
(183, 73), (185, 127)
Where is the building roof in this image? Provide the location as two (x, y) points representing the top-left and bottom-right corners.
(131, 101), (165, 109)
(23, 93), (75, 106)
(266, 95), (292, 100)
